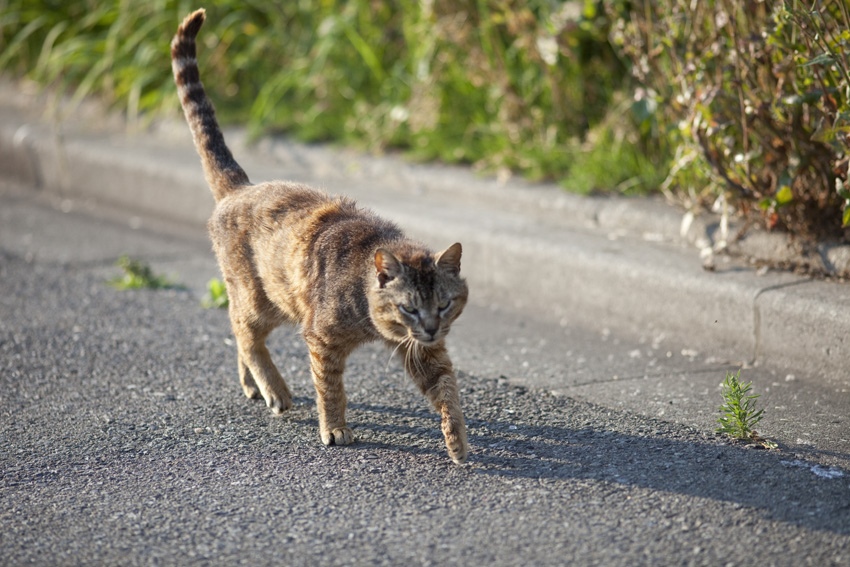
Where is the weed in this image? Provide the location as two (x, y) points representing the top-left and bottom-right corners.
(108, 255), (176, 290)
(716, 370), (776, 448)
(202, 277), (229, 309)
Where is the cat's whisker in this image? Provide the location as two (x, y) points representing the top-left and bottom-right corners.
(406, 339), (418, 377)
(416, 352), (425, 377)
(406, 337), (419, 379)
(401, 337), (413, 380)
(386, 337), (407, 373)
(409, 339), (427, 379)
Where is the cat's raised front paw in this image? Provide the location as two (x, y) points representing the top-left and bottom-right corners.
(321, 427), (355, 446)
(443, 419), (468, 465)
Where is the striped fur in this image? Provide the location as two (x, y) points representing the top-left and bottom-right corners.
(171, 9), (249, 200)
(170, 10), (469, 464)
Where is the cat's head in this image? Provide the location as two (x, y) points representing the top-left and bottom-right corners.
(369, 242), (468, 346)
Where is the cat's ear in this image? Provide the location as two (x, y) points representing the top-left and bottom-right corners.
(375, 248), (402, 288)
(435, 242), (462, 275)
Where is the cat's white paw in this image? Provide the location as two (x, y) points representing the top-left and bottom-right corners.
(265, 392), (293, 414)
(321, 427), (355, 446)
(448, 442), (468, 465)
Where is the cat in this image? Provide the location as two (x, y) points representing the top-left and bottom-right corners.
(171, 9), (469, 464)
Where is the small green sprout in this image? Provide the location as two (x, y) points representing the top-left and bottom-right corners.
(109, 255), (177, 290)
(716, 370), (776, 448)
(202, 277), (229, 309)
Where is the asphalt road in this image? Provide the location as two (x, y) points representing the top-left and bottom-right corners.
(2, 181), (849, 566)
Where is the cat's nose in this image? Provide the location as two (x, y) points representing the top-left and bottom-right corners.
(423, 325), (439, 340)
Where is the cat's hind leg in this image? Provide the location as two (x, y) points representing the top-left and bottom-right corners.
(231, 318), (293, 414)
(238, 351), (260, 399)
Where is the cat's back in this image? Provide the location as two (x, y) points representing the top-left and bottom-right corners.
(209, 181), (327, 235)
(209, 180), (403, 318)
(209, 180), (400, 248)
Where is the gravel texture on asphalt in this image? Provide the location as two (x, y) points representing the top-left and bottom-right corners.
(2, 244), (849, 567)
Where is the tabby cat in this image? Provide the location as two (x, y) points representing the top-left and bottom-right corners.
(171, 9), (469, 463)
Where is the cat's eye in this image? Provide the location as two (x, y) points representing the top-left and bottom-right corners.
(399, 304), (418, 316)
(438, 298), (452, 311)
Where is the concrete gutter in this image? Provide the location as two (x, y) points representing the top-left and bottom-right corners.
(1, 80), (848, 381)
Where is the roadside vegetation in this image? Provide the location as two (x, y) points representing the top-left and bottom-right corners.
(202, 277), (229, 309)
(616, 0), (850, 242)
(108, 255), (179, 290)
(1, 0), (847, 242)
(716, 370), (777, 449)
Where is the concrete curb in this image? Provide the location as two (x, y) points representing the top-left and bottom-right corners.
(1, 80), (848, 381)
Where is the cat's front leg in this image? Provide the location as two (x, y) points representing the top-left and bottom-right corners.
(404, 344), (468, 464)
(305, 334), (354, 446)
(433, 372), (468, 465)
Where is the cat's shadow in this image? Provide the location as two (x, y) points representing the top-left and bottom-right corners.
(323, 400), (850, 537)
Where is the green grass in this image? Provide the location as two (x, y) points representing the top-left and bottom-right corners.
(108, 255), (178, 290)
(716, 370), (776, 448)
(559, 127), (669, 196)
(0, 0), (667, 197)
(202, 277), (229, 309)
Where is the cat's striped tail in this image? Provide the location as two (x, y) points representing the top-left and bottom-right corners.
(171, 9), (249, 201)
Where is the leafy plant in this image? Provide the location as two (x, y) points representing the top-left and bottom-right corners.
(202, 277), (229, 309)
(108, 255), (176, 290)
(716, 370), (774, 448)
(614, 0), (850, 242)
(0, 0), (661, 195)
